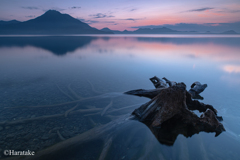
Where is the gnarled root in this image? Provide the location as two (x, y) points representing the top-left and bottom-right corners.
(131, 82), (225, 145)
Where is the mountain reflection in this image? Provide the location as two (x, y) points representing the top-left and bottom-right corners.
(0, 35), (240, 63)
(0, 36), (97, 55)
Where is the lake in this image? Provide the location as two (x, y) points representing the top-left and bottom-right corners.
(0, 34), (240, 160)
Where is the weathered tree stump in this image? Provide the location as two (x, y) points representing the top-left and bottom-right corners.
(126, 76), (225, 145)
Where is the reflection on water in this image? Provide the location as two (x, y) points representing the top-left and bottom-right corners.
(0, 35), (240, 159)
(0, 36), (96, 55)
(223, 65), (240, 73)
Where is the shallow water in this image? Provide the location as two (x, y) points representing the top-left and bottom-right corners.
(0, 35), (240, 159)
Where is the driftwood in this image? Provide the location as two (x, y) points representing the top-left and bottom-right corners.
(125, 76), (219, 115)
(3, 76), (225, 160)
(126, 76), (225, 145)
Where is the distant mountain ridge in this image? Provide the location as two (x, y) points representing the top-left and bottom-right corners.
(101, 27), (180, 34)
(0, 20), (20, 26)
(0, 10), (238, 35)
(221, 30), (238, 34)
(101, 27), (239, 34)
(0, 10), (111, 35)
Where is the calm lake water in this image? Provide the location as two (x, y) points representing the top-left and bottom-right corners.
(0, 34), (240, 160)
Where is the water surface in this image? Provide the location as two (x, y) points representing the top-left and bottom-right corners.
(0, 35), (240, 159)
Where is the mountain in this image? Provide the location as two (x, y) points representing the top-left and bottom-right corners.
(101, 27), (113, 32)
(101, 27), (180, 34)
(0, 10), (112, 35)
(101, 27), (123, 34)
(133, 27), (179, 34)
(102, 27), (239, 34)
(0, 20), (20, 26)
(221, 30), (238, 34)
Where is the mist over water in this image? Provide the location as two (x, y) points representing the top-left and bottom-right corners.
(0, 35), (240, 159)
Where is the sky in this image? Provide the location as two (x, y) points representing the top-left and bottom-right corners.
(0, 0), (240, 31)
